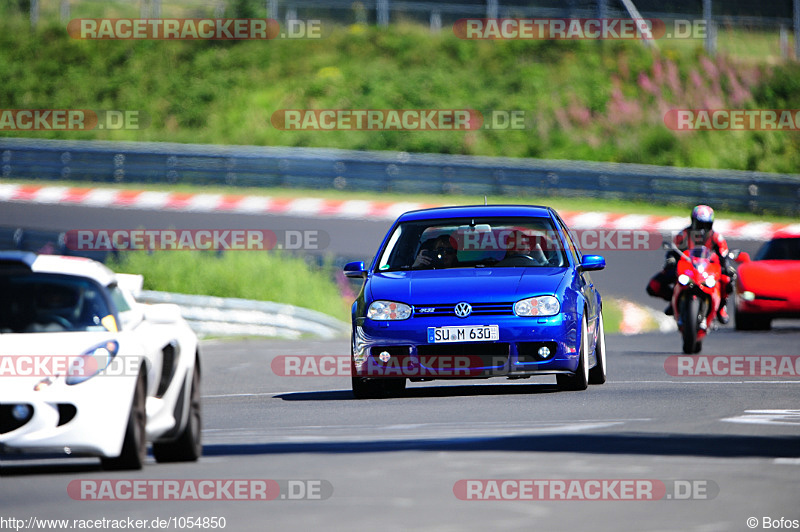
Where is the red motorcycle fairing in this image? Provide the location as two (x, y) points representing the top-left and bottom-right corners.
(670, 246), (726, 353)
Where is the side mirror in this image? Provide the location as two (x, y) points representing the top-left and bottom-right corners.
(579, 255), (606, 271)
(343, 261), (367, 279)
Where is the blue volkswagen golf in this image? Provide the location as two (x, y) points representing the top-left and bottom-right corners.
(344, 205), (607, 398)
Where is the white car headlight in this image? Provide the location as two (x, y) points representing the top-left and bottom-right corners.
(65, 340), (119, 385)
(367, 301), (412, 321)
(514, 296), (560, 317)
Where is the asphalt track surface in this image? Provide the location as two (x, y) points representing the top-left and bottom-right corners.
(1, 200), (798, 532)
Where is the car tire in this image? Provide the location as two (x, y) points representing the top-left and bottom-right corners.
(153, 365), (202, 463)
(352, 376), (383, 399)
(383, 377), (406, 397)
(734, 306), (772, 331)
(102, 368), (146, 471)
(588, 312), (606, 385)
(352, 375), (405, 399)
(557, 316), (589, 391)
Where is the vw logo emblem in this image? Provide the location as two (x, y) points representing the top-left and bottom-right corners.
(454, 302), (472, 318)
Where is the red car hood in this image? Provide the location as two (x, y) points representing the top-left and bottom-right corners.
(738, 260), (800, 301)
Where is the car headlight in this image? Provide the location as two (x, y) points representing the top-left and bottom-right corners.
(704, 276), (716, 288)
(678, 274), (691, 286)
(367, 301), (412, 321)
(514, 296), (560, 317)
(65, 340), (119, 385)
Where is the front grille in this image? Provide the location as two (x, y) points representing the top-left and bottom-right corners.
(416, 342), (509, 368)
(414, 302), (514, 318)
(0, 403), (33, 434)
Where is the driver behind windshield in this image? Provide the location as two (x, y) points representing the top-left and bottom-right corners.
(502, 230), (548, 264)
(412, 234), (459, 269)
(30, 284), (81, 332)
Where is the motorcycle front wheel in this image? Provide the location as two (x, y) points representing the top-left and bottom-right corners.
(681, 296), (702, 354)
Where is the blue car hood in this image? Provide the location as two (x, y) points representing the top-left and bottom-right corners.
(368, 268), (569, 303)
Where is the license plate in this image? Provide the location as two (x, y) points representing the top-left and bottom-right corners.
(427, 325), (499, 343)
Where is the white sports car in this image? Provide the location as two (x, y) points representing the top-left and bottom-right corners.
(0, 251), (201, 470)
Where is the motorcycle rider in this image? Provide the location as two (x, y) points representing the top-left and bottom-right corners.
(647, 205), (734, 324)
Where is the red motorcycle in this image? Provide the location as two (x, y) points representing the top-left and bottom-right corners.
(670, 245), (728, 354)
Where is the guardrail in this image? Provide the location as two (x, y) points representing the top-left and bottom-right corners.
(0, 226), (350, 339)
(2, 137), (799, 215)
(139, 291), (348, 339)
(0, 226), (111, 263)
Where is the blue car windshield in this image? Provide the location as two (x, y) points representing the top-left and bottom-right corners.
(376, 217), (568, 271)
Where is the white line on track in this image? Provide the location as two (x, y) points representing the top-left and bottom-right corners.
(199, 419), (652, 443)
(722, 409), (800, 426)
(611, 380), (800, 384)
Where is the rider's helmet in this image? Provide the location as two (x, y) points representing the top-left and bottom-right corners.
(690, 205), (715, 238)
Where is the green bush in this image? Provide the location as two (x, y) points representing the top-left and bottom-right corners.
(108, 251), (350, 321)
(1, 15), (797, 173)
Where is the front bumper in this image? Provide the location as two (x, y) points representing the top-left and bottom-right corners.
(736, 297), (800, 318)
(352, 313), (581, 380)
(0, 370), (137, 458)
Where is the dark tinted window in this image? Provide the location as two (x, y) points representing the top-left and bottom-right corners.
(754, 238), (800, 261)
(376, 217), (567, 271)
(0, 273), (114, 333)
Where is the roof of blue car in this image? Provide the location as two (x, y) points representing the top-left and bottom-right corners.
(397, 204), (554, 222)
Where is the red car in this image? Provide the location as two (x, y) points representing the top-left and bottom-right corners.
(734, 233), (800, 330)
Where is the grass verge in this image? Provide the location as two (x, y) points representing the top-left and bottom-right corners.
(602, 299), (625, 335)
(108, 250), (351, 322)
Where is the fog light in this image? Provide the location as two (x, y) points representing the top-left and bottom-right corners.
(538, 346), (551, 359)
(378, 351), (391, 363)
(11, 404), (31, 421)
